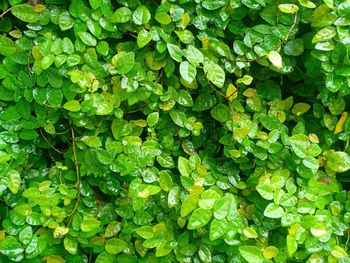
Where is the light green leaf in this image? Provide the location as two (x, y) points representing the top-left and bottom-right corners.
(180, 61), (197, 83)
(147, 112), (159, 127)
(178, 156), (192, 176)
(112, 7), (132, 23)
(63, 100), (81, 112)
(112, 52), (135, 75)
(167, 44), (183, 62)
(204, 61), (225, 88)
(184, 45), (204, 66)
(264, 203), (284, 218)
(287, 235), (298, 255)
(81, 136), (102, 148)
(137, 29), (153, 48)
(11, 4), (38, 23)
(188, 208), (212, 230)
(7, 170), (20, 194)
(326, 151), (350, 173)
(77, 31), (97, 46)
(80, 218), (101, 232)
(239, 246), (264, 263)
(312, 27), (336, 43)
(209, 219), (227, 240)
(105, 238), (127, 254)
(64, 237), (77, 255)
(132, 6), (151, 25)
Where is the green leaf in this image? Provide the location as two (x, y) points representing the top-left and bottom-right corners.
(178, 156), (192, 176)
(0, 36), (16, 56)
(264, 203), (284, 218)
(243, 227), (259, 238)
(132, 6), (151, 25)
(77, 31), (97, 46)
(184, 45), (204, 66)
(159, 171), (173, 191)
(112, 52), (135, 75)
(63, 100), (81, 112)
(289, 134), (310, 158)
(81, 136), (102, 148)
(155, 12), (172, 25)
(188, 208), (212, 230)
(239, 246), (264, 263)
(211, 103), (230, 122)
(167, 44), (183, 63)
(112, 7), (132, 23)
(287, 235), (298, 255)
(284, 39), (304, 56)
(105, 238), (127, 254)
(64, 237), (77, 255)
(147, 112), (159, 127)
(80, 218), (101, 232)
(312, 27), (336, 43)
(204, 61), (225, 88)
(209, 219), (227, 240)
(156, 154), (175, 168)
(181, 195), (199, 217)
(179, 61), (197, 83)
(11, 4), (39, 23)
(0, 236), (24, 257)
(14, 204), (32, 216)
(7, 170), (20, 194)
(137, 29), (153, 48)
(326, 151), (350, 173)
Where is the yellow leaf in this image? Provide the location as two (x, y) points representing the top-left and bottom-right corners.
(288, 223), (301, 236)
(309, 133), (319, 143)
(263, 246), (279, 259)
(334, 112), (348, 134)
(226, 84), (238, 101)
(180, 13), (190, 29)
(34, 4), (46, 13)
(242, 88), (257, 98)
(43, 255), (66, 263)
(0, 231), (5, 240)
(292, 103), (310, 116)
(202, 36), (209, 49)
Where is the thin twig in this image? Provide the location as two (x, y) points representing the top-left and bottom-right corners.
(232, 13), (298, 64)
(67, 128), (81, 226)
(39, 129), (64, 154)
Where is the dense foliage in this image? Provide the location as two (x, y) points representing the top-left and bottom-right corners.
(0, 0), (350, 262)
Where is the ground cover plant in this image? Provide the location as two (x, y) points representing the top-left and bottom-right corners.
(0, 0), (350, 262)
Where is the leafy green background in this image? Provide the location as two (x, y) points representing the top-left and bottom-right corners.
(0, 0), (350, 262)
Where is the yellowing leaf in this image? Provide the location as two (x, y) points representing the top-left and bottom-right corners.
(292, 103), (310, 116)
(331, 246), (348, 259)
(334, 112), (348, 134)
(309, 133), (319, 143)
(43, 256), (65, 263)
(226, 84), (238, 101)
(34, 4), (46, 13)
(180, 13), (190, 29)
(243, 88), (257, 98)
(263, 246), (279, 259)
(268, 51), (283, 68)
(278, 4), (299, 13)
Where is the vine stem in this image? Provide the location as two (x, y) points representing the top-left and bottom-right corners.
(67, 127), (81, 226)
